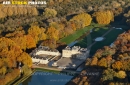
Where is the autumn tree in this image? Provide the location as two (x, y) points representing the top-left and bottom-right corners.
(70, 13), (92, 28)
(5, 28), (36, 50)
(41, 39), (57, 49)
(32, 7), (38, 16)
(93, 49), (103, 59)
(28, 22), (47, 43)
(63, 23), (74, 36)
(102, 68), (115, 81)
(7, 7), (13, 16)
(0, 7), (6, 18)
(114, 71), (126, 79)
(112, 61), (123, 70)
(90, 57), (98, 66)
(49, 22), (65, 39)
(46, 26), (59, 40)
(98, 58), (107, 68)
(0, 37), (23, 70)
(17, 52), (32, 67)
(22, 64), (32, 76)
(93, 10), (114, 24)
(26, 34), (36, 49)
(0, 66), (6, 76)
(43, 8), (57, 18)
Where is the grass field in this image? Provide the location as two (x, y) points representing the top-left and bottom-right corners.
(60, 26), (93, 44)
(59, 23), (106, 44)
(75, 27), (109, 47)
(90, 29), (124, 55)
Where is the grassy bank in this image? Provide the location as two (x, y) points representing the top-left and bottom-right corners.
(90, 29), (124, 55)
(59, 23), (106, 45)
(60, 26), (93, 44)
(75, 27), (109, 47)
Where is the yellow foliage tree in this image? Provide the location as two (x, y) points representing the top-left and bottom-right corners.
(0, 7), (6, 18)
(90, 57), (98, 65)
(28, 23), (47, 43)
(0, 37), (23, 68)
(93, 10), (114, 24)
(17, 52), (32, 67)
(114, 71), (126, 79)
(46, 26), (59, 40)
(70, 13), (92, 28)
(5, 28), (36, 50)
(98, 58), (107, 67)
(43, 8), (57, 18)
(26, 34), (36, 49)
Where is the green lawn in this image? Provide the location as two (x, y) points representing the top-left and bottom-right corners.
(75, 27), (109, 47)
(59, 26), (93, 44)
(59, 23), (106, 45)
(90, 29), (124, 55)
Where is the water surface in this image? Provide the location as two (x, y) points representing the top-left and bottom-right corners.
(19, 71), (73, 85)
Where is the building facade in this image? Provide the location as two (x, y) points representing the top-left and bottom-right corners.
(62, 46), (89, 59)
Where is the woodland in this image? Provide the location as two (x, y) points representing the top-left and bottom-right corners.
(0, 0), (130, 85)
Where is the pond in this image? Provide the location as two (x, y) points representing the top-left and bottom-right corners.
(19, 71), (74, 85)
(94, 37), (104, 41)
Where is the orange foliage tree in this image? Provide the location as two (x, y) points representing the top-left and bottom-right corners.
(112, 61), (123, 70)
(0, 37), (23, 68)
(5, 28), (36, 50)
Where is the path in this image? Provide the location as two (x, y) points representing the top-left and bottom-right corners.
(32, 65), (80, 74)
(87, 28), (113, 49)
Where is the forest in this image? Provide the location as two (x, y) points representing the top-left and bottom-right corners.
(0, 0), (130, 84)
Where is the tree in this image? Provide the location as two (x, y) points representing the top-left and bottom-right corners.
(43, 8), (57, 18)
(0, 59), (4, 68)
(28, 22), (47, 43)
(84, 81), (89, 85)
(109, 82), (115, 85)
(5, 28), (36, 50)
(46, 26), (59, 40)
(32, 7), (38, 16)
(93, 10), (114, 24)
(7, 7), (13, 16)
(114, 71), (126, 79)
(26, 34), (36, 49)
(0, 7), (6, 18)
(112, 61), (123, 70)
(0, 37), (23, 69)
(11, 36), (26, 50)
(0, 66), (6, 75)
(93, 49), (103, 59)
(70, 13), (92, 28)
(98, 58), (107, 67)
(22, 64), (32, 76)
(102, 68), (115, 81)
(17, 52), (32, 67)
(90, 57), (98, 65)
(41, 39), (57, 49)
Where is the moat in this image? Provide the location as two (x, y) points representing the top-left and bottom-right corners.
(19, 71), (73, 85)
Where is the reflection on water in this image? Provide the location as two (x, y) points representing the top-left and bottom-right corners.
(19, 71), (73, 85)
